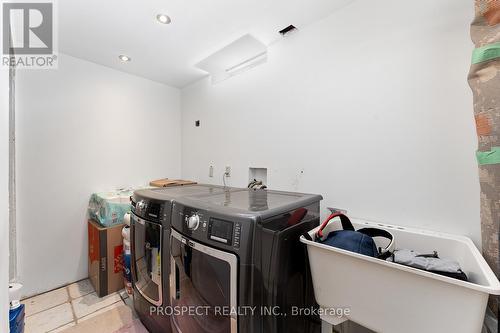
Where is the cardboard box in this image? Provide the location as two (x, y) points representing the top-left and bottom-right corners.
(149, 178), (197, 187)
(88, 220), (124, 297)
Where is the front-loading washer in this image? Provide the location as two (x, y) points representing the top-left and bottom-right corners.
(130, 184), (243, 333)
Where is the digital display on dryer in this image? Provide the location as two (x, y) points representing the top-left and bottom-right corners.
(208, 218), (233, 244)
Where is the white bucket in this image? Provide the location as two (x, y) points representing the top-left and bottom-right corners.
(300, 218), (500, 333)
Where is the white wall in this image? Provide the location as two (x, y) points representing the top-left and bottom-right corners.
(16, 54), (181, 297)
(1, 68), (10, 333)
(181, 0), (481, 245)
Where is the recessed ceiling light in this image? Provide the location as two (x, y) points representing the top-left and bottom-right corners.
(118, 55), (131, 62)
(156, 14), (171, 24)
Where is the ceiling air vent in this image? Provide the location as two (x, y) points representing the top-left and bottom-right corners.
(279, 25), (297, 36)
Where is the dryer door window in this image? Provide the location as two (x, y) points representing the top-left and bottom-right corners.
(133, 215), (163, 306)
(170, 229), (237, 333)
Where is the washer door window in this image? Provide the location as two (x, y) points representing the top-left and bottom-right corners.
(170, 229), (237, 333)
(133, 215), (162, 306)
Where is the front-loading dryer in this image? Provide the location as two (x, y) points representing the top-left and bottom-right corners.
(169, 188), (322, 333)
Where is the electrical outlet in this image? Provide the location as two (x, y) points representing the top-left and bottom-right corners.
(209, 165), (214, 178)
(225, 166), (231, 177)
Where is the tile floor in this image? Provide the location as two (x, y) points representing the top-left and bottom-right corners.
(22, 279), (147, 333)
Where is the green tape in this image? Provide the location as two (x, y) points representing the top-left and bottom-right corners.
(472, 42), (500, 64)
(476, 147), (500, 165)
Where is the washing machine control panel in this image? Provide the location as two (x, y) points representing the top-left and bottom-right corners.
(131, 198), (165, 223)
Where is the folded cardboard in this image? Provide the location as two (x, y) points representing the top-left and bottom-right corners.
(88, 220), (124, 297)
(149, 178), (197, 187)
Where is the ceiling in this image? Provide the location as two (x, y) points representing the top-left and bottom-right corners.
(59, 0), (354, 88)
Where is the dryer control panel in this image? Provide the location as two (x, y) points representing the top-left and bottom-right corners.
(173, 204), (244, 250)
(208, 218), (241, 248)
